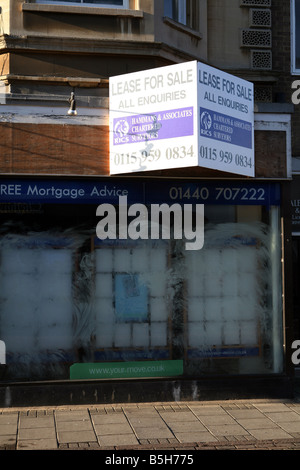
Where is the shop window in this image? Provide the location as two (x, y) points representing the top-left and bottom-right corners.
(164, 0), (199, 31)
(292, 0), (300, 73)
(0, 182), (284, 381)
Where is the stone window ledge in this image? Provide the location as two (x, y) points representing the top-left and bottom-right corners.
(22, 3), (144, 18)
(163, 16), (202, 40)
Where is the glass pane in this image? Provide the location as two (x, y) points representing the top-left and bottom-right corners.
(184, 206), (283, 375)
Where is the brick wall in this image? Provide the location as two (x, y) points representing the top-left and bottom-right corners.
(0, 123), (288, 179)
(0, 123), (109, 175)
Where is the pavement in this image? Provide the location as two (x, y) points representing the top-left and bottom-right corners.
(2, 398), (300, 451)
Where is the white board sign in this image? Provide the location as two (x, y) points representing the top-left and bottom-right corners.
(109, 61), (254, 177)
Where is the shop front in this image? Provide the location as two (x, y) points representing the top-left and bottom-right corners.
(0, 176), (289, 404)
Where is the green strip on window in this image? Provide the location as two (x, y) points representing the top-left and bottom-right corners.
(70, 360), (183, 379)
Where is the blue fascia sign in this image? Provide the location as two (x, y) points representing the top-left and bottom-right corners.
(0, 179), (280, 206)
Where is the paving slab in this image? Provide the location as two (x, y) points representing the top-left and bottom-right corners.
(278, 421), (300, 433)
(19, 416), (54, 428)
(91, 413), (128, 425)
(248, 427), (294, 440)
(0, 414), (18, 425)
(264, 411), (300, 422)
(0, 435), (16, 446)
(56, 419), (93, 432)
(55, 410), (90, 421)
(158, 411), (199, 421)
(94, 422), (133, 436)
(133, 426), (174, 439)
(207, 424), (250, 437)
(236, 418), (279, 429)
(57, 430), (97, 444)
(19, 426), (56, 440)
(190, 405), (229, 416)
(17, 439), (58, 450)
(254, 403), (292, 412)
(225, 409), (265, 419)
(167, 421), (208, 433)
(175, 432), (218, 443)
(98, 434), (139, 447)
(0, 424), (18, 435)
(198, 414), (237, 426)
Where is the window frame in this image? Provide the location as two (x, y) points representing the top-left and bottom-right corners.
(164, 0), (199, 32)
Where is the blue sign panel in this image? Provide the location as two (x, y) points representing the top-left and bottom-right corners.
(113, 107), (194, 146)
(0, 179), (144, 204)
(146, 181), (281, 206)
(0, 178), (281, 206)
(200, 107), (252, 149)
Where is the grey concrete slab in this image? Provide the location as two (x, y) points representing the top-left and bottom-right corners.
(55, 410), (90, 421)
(207, 424), (250, 436)
(0, 434), (16, 446)
(57, 430), (97, 444)
(264, 411), (300, 422)
(123, 406), (157, 414)
(236, 418), (279, 430)
(158, 411), (199, 421)
(254, 403), (292, 412)
(225, 409), (265, 419)
(248, 427), (294, 440)
(91, 413), (128, 425)
(19, 416), (54, 428)
(56, 419), (93, 432)
(167, 421), (208, 433)
(278, 421), (300, 433)
(189, 405), (229, 416)
(94, 422), (133, 436)
(133, 426), (174, 439)
(98, 434), (139, 447)
(198, 414), (238, 426)
(18, 427), (56, 440)
(0, 424), (18, 435)
(128, 416), (168, 427)
(0, 414), (18, 425)
(175, 432), (218, 443)
(17, 439), (58, 450)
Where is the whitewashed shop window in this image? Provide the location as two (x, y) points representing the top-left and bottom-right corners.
(93, 240), (171, 360)
(0, 235), (75, 380)
(184, 205), (283, 376)
(292, 0), (300, 73)
(164, 0), (199, 30)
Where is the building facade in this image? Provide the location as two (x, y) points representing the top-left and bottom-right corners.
(0, 0), (296, 405)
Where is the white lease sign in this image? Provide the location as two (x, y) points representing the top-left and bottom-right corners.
(109, 61), (254, 177)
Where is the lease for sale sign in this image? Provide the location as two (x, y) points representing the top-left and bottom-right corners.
(109, 61), (254, 177)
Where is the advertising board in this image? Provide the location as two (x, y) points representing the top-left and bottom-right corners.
(109, 61), (254, 177)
